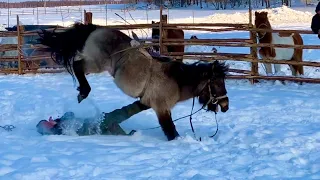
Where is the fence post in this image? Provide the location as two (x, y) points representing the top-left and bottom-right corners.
(161, 14), (168, 56)
(16, 15), (23, 75)
(249, 25), (259, 84)
(159, 6), (164, 55)
(248, 0), (258, 84)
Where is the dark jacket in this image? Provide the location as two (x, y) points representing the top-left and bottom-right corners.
(311, 2), (320, 35)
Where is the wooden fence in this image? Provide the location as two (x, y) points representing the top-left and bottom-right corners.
(0, 12), (94, 74)
(1, 9), (320, 84)
(0, 16), (62, 74)
(0, 0), (126, 9)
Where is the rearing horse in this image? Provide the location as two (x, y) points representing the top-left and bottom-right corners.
(255, 11), (304, 76)
(37, 23), (230, 141)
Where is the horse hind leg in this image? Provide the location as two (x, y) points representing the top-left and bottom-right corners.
(288, 60), (304, 78)
(290, 58), (304, 77)
(289, 61), (304, 85)
(289, 65), (298, 76)
(155, 109), (180, 141)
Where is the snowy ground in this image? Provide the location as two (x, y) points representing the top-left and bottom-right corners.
(0, 4), (320, 180)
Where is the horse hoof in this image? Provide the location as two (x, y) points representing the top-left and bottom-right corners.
(167, 132), (180, 141)
(167, 137), (176, 141)
(128, 130), (136, 136)
(77, 94), (86, 103)
(76, 86), (91, 103)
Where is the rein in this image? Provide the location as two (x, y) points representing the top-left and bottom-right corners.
(189, 80), (226, 141)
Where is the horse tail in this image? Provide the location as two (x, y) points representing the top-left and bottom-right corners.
(37, 23), (99, 78)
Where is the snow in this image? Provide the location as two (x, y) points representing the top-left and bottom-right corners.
(0, 4), (320, 180)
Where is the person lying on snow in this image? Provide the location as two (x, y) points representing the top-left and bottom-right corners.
(311, 2), (320, 39)
(36, 100), (149, 136)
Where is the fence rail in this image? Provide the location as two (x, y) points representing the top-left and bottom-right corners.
(0, 1), (126, 9)
(0, 9), (320, 84)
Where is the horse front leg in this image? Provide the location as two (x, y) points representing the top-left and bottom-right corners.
(73, 59), (91, 103)
(264, 63), (273, 75)
(274, 64), (282, 75)
(259, 49), (273, 75)
(156, 110), (180, 141)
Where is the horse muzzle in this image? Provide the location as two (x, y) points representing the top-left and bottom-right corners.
(217, 96), (229, 112)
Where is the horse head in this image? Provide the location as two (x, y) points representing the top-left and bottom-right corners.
(254, 11), (271, 39)
(151, 21), (160, 52)
(198, 60), (229, 113)
(190, 35), (198, 39)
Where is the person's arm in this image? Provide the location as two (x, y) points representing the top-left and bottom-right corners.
(311, 15), (320, 34)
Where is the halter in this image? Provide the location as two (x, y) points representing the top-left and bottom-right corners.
(256, 23), (269, 40)
(199, 79), (228, 105)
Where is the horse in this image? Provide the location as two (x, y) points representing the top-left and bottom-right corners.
(254, 11), (304, 76)
(151, 21), (184, 62)
(37, 22), (229, 141)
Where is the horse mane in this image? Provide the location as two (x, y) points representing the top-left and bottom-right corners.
(166, 60), (229, 90)
(37, 22), (102, 76)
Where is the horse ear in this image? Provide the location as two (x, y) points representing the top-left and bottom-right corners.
(152, 21), (155, 24)
(131, 31), (139, 41)
(255, 11), (258, 16)
(262, 12), (268, 16)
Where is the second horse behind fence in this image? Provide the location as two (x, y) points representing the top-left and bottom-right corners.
(255, 11), (304, 77)
(151, 21), (184, 62)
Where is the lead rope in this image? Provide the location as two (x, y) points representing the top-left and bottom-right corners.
(190, 85), (219, 141)
(0, 125), (15, 131)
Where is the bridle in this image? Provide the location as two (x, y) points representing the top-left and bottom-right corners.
(199, 79), (228, 106)
(187, 78), (227, 141)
